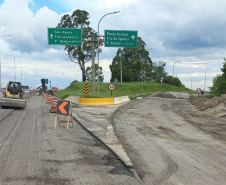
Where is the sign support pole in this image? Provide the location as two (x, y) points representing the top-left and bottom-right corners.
(54, 101), (73, 130)
(120, 49), (122, 85)
(91, 35), (96, 95)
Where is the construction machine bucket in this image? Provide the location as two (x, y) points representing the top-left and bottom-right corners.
(1, 98), (26, 108)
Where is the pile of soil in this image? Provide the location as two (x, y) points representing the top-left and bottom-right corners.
(152, 92), (176, 99)
(189, 94), (226, 111)
(152, 92), (226, 114)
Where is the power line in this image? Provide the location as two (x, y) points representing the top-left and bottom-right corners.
(108, 47), (117, 54)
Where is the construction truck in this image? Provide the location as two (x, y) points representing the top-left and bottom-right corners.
(0, 81), (26, 108)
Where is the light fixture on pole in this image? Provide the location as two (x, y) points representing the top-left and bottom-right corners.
(205, 68), (211, 92)
(7, 55), (22, 81)
(173, 61), (180, 86)
(97, 11), (120, 95)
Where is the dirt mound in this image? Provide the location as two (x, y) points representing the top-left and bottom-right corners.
(151, 92), (226, 114)
(152, 92), (176, 99)
(189, 94), (226, 111)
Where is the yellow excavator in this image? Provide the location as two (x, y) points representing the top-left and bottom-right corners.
(1, 81), (26, 108)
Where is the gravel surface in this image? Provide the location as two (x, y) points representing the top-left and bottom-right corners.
(113, 96), (226, 185)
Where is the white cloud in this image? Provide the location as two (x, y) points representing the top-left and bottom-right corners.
(1, 0), (226, 91)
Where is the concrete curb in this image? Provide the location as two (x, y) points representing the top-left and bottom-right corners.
(79, 98), (115, 105)
(72, 104), (142, 182)
(66, 96), (131, 106)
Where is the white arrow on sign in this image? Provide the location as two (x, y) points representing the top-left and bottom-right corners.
(131, 35), (135, 40)
(50, 34), (53, 39)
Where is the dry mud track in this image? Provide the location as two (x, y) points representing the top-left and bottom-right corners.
(0, 96), (140, 185)
(113, 97), (226, 185)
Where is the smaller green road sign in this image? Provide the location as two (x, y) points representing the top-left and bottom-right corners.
(105, 30), (138, 48)
(48, 28), (82, 45)
(41, 79), (48, 84)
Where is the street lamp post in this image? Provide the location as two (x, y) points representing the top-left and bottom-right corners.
(97, 11), (120, 95)
(120, 49), (122, 85)
(173, 61), (180, 87)
(7, 55), (22, 81)
(205, 68), (211, 92)
(16, 66), (26, 84)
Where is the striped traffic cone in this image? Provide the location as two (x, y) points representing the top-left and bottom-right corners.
(47, 94), (52, 104)
(49, 97), (58, 113)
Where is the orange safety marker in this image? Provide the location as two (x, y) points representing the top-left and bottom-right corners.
(54, 100), (73, 130)
(49, 97), (58, 113)
(43, 93), (47, 99)
(46, 94), (52, 104)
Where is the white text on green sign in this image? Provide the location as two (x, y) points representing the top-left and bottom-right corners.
(104, 30), (138, 48)
(48, 28), (82, 46)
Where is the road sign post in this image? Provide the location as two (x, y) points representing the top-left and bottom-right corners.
(48, 28), (82, 46)
(196, 88), (202, 97)
(108, 83), (116, 96)
(54, 100), (73, 129)
(104, 30), (138, 48)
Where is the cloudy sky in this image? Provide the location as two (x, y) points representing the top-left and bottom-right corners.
(0, 0), (225, 91)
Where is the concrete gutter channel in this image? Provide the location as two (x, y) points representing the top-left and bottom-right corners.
(71, 103), (142, 182)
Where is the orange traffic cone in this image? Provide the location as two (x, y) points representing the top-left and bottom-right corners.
(49, 97), (58, 113)
(43, 93), (47, 99)
(47, 94), (52, 104)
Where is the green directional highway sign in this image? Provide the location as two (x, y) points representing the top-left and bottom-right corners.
(104, 30), (138, 48)
(48, 28), (82, 45)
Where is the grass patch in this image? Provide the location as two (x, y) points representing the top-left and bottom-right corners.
(130, 93), (152, 100)
(54, 81), (194, 99)
(201, 94), (215, 98)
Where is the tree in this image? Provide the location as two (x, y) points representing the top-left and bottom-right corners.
(148, 61), (167, 83)
(57, 10), (98, 82)
(209, 75), (226, 96)
(220, 58), (226, 78)
(109, 38), (152, 82)
(85, 64), (104, 82)
(162, 75), (185, 87)
(133, 59), (142, 81)
(210, 58), (226, 95)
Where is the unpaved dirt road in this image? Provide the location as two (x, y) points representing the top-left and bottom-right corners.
(0, 96), (140, 185)
(113, 97), (226, 185)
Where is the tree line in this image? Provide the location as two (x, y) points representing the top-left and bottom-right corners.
(209, 58), (226, 96)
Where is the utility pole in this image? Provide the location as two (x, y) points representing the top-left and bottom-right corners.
(173, 61), (180, 87)
(97, 11), (120, 95)
(7, 55), (22, 81)
(120, 49), (122, 85)
(91, 35), (96, 95)
(205, 68), (211, 92)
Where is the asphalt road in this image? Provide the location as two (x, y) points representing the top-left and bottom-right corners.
(0, 96), (140, 185)
(113, 97), (226, 185)
(1, 94), (226, 185)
